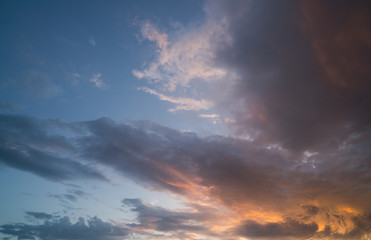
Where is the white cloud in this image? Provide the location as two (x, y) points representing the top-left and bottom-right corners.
(133, 20), (229, 92)
(132, 2), (238, 121)
(89, 73), (108, 89)
(139, 87), (213, 112)
(198, 114), (220, 119)
(88, 36), (96, 46)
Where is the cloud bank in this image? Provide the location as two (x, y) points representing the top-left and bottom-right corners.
(1, 114), (371, 239)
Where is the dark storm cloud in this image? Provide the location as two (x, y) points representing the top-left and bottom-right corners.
(0, 114), (107, 181)
(213, 0), (371, 152)
(0, 216), (129, 240)
(237, 218), (318, 239)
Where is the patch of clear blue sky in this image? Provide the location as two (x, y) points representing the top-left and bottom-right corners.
(0, 0), (209, 231)
(0, 0), (207, 129)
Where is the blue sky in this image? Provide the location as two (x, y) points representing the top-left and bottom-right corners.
(1, 0), (371, 239)
(0, 0), (211, 128)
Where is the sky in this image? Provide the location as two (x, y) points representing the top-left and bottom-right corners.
(0, 0), (371, 239)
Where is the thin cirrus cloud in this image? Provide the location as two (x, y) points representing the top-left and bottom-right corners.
(1, 113), (371, 239)
(7, 71), (62, 98)
(88, 36), (96, 47)
(139, 87), (214, 112)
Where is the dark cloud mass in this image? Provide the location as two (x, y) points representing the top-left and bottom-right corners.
(214, 0), (371, 152)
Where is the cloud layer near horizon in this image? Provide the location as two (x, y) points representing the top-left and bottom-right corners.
(1, 114), (371, 239)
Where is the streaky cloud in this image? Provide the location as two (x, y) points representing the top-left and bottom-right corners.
(1, 113), (371, 238)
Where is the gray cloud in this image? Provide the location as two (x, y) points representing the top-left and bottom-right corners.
(211, 0), (371, 153)
(1, 114), (371, 237)
(0, 114), (107, 181)
(0, 216), (129, 240)
(25, 212), (53, 220)
(236, 218), (318, 239)
(123, 198), (210, 235)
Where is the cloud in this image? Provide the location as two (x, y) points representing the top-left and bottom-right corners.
(133, 0), (371, 155)
(0, 216), (129, 240)
(122, 198), (213, 237)
(89, 73), (108, 89)
(0, 102), (21, 112)
(198, 114), (219, 119)
(0, 114), (107, 182)
(25, 212), (53, 220)
(133, 21), (227, 92)
(88, 36), (96, 46)
(236, 219), (318, 239)
(210, 0), (371, 153)
(139, 87), (213, 112)
(7, 71), (62, 98)
(1, 114), (371, 238)
(48, 188), (92, 207)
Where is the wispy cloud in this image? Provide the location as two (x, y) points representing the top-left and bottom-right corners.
(7, 71), (62, 98)
(89, 73), (108, 89)
(198, 114), (219, 119)
(88, 36), (96, 46)
(132, 20), (228, 118)
(0, 102), (21, 112)
(139, 87), (213, 112)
